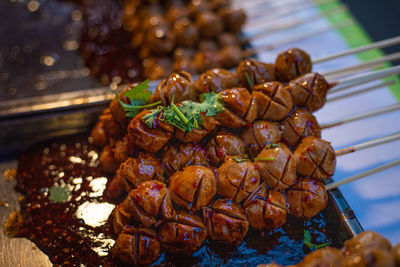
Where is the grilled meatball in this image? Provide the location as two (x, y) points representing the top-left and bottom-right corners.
(286, 177), (327, 219)
(392, 243), (400, 266)
(236, 59), (276, 90)
(219, 45), (243, 69)
(161, 143), (209, 176)
(193, 50), (221, 72)
(243, 183), (287, 232)
(158, 211), (207, 253)
(341, 248), (395, 267)
(219, 8), (247, 33)
(253, 82), (294, 121)
(112, 203), (131, 234)
(99, 145), (120, 174)
(113, 136), (133, 165)
(169, 166), (217, 211)
(275, 48), (312, 82)
(217, 157), (260, 203)
(101, 108), (124, 140)
(281, 107), (321, 148)
(241, 120), (281, 156)
(145, 25), (176, 54)
(287, 73), (332, 112)
(90, 121), (108, 147)
(175, 113), (219, 143)
(216, 87), (258, 128)
(195, 68), (239, 94)
(299, 247), (343, 267)
(206, 131), (246, 166)
(294, 136), (336, 181)
(143, 57), (173, 80)
(202, 199), (249, 245)
(342, 231), (392, 256)
(112, 227), (161, 266)
(196, 11), (224, 38)
(127, 109), (174, 154)
(121, 180), (174, 228)
(173, 17), (199, 47)
(110, 87), (130, 128)
(255, 143), (297, 190)
(150, 70), (196, 105)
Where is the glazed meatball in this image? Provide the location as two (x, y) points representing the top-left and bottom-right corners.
(90, 121), (108, 147)
(236, 59), (276, 90)
(341, 248), (395, 267)
(99, 145), (120, 174)
(243, 183), (287, 232)
(294, 136), (336, 181)
(392, 243), (400, 266)
(109, 87), (130, 128)
(193, 50), (221, 72)
(216, 87), (258, 128)
(195, 68), (239, 94)
(173, 18), (199, 47)
(121, 180), (175, 228)
(342, 231), (392, 256)
(112, 203), (131, 234)
(202, 199), (249, 245)
(275, 48), (312, 82)
(218, 32), (240, 47)
(112, 227), (161, 266)
(241, 120), (281, 156)
(127, 109), (174, 154)
(101, 108), (124, 140)
(112, 136), (133, 165)
(252, 82), (294, 121)
(299, 247), (344, 267)
(142, 57), (173, 80)
(175, 113), (219, 143)
(287, 73), (332, 112)
(286, 177), (327, 219)
(150, 70), (196, 105)
(169, 166), (217, 211)
(196, 11), (224, 38)
(281, 107), (321, 148)
(254, 143), (297, 190)
(206, 131), (246, 166)
(145, 25), (176, 54)
(161, 143), (209, 176)
(158, 211), (207, 254)
(219, 45), (243, 69)
(219, 8), (247, 33)
(217, 157), (260, 203)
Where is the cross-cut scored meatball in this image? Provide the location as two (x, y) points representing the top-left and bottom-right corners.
(294, 136), (336, 182)
(101, 108), (124, 140)
(161, 143), (209, 176)
(243, 183), (287, 232)
(169, 166), (217, 211)
(175, 113), (219, 143)
(281, 107), (321, 148)
(218, 7), (247, 33)
(241, 120), (281, 156)
(286, 177), (327, 219)
(275, 48), (312, 82)
(111, 227), (161, 266)
(202, 199), (249, 245)
(206, 131), (246, 166)
(158, 211), (207, 254)
(236, 59), (276, 90)
(217, 157), (260, 203)
(252, 82), (294, 121)
(255, 143), (297, 190)
(195, 68), (239, 94)
(196, 11), (224, 38)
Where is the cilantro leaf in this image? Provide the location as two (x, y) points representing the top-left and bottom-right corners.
(265, 143), (280, 149)
(303, 230), (329, 251)
(49, 185), (70, 203)
(244, 72), (253, 89)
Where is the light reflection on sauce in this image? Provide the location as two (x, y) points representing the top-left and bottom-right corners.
(75, 201), (115, 228)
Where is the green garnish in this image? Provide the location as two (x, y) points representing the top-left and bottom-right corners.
(118, 79), (161, 118)
(48, 185), (70, 203)
(244, 72), (253, 89)
(254, 157), (275, 161)
(233, 155), (249, 163)
(303, 230), (329, 251)
(265, 143), (280, 149)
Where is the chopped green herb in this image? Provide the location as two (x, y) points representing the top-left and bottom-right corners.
(244, 72), (253, 89)
(233, 155), (248, 163)
(48, 185), (70, 203)
(303, 230), (329, 251)
(254, 157), (275, 161)
(265, 143), (280, 149)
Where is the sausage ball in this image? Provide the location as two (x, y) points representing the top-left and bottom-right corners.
(173, 17), (199, 47)
(236, 59), (276, 90)
(275, 48), (312, 82)
(202, 199), (249, 245)
(218, 8), (247, 33)
(99, 145), (120, 174)
(158, 211), (207, 254)
(195, 68), (239, 94)
(243, 183), (287, 232)
(294, 136), (336, 181)
(169, 166), (217, 211)
(252, 82), (294, 121)
(90, 120), (108, 147)
(299, 247), (344, 267)
(286, 177), (327, 219)
(145, 25), (176, 54)
(110, 87), (130, 128)
(254, 143), (297, 190)
(342, 231), (392, 256)
(101, 108), (124, 140)
(241, 120), (281, 156)
(219, 45), (243, 69)
(193, 50), (221, 73)
(281, 107), (321, 148)
(206, 131), (246, 166)
(175, 113), (219, 143)
(287, 73), (332, 112)
(196, 11), (224, 38)
(341, 248), (395, 267)
(217, 157), (260, 203)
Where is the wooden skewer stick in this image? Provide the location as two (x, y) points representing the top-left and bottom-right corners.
(325, 159), (400, 190)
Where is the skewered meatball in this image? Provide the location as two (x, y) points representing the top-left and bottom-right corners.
(169, 166), (217, 211)
(294, 136), (336, 181)
(243, 183), (287, 232)
(90, 121), (108, 147)
(145, 25), (176, 54)
(255, 143), (297, 190)
(236, 59), (276, 90)
(175, 113), (219, 143)
(99, 145), (120, 173)
(112, 227), (161, 266)
(110, 87), (130, 128)
(161, 143), (209, 176)
(341, 248), (395, 267)
(193, 50), (221, 72)
(281, 107), (321, 148)
(286, 177), (327, 219)
(195, 68), (239, 94)
(150, 70), (196, 105)
(252, 82), (294, 121)
(196, 11), (224, 38)
(202, 199), (249, 245)
(113, 136), (133, 165)
(112, 203), (131, 234)
(121, 180), (175, 228)
(392, 243), (400, 266)
(206, 131), (246, 166)
(158, 211), (207, 253)
(101, 108), (124, 140)
(143, 57), (173, 80)
(275, 48), (312, 82)
(219, 45), (243, 69)
(287, 73), (332, 112)
(127, 109), (174, 154)
(217, 157), (260, 203)
(216, 87), (258, 128)
(173, 18), (199, 47)
(218, 8), (247, 33)
(218, 32), (240, 47)
(299, 247), (344, 267)
(342, 231), (392, 256)
(241, 120), (281, 156)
